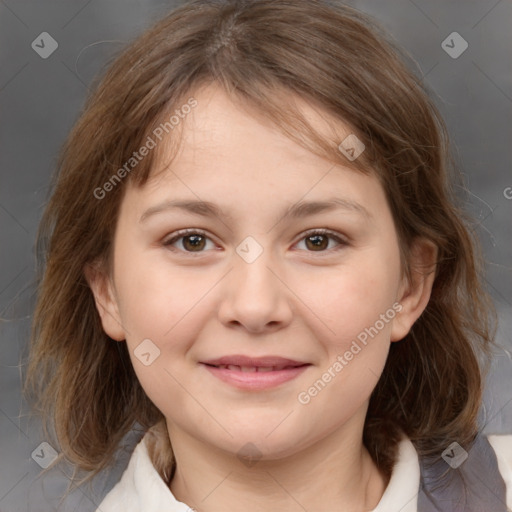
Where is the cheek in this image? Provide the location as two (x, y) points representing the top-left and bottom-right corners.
(112, 248), (219, 400)
(114, 245), (207, 339)
(303, 254), (401, 342)
(295, 265), (396, 421)
(297, 250), (401, 409)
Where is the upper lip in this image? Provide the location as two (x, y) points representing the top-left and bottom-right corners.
(200, 355), (309, 368)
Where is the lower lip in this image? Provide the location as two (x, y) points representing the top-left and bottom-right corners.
(200, 364), (310, 390)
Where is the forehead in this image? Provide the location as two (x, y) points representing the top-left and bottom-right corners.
(120, 83), (389, 225)
(145, 84), (362, 183)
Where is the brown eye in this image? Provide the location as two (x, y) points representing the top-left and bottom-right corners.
(163, 230), (214, 253)
(181, 234), (206, 251)
(304, 234), (329, 251)
(295, 229), (347, 253)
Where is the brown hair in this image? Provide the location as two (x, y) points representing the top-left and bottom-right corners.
(24, 0), (496, 490)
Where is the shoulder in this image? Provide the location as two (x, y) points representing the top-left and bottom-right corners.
(416, 433), (512, 512)
(95, 433), (190, 512)
(488, 433), (512, 466)
(372, 434), (512, 512)
(488, 434), (512, 510)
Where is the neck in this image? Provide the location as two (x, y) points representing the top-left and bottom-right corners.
(168, 421), (387, 512)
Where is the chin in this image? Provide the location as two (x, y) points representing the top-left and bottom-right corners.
(222, 429), (306, 461)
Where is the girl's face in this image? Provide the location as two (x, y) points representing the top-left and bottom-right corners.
(90, 84), (433, 461)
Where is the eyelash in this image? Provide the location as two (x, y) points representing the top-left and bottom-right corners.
(162, 228), (348, 256)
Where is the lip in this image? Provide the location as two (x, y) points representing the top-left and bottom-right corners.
(199, 355), (311, 391)
(201, 355), (308, 368)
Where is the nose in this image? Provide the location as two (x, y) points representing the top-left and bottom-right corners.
(217, 247), (293, 334)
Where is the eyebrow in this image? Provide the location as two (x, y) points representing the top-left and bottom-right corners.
(139, 197), (372, 224)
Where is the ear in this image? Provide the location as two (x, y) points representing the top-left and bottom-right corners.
(84, 262), (125, 341)
(391, 238), (438, 342)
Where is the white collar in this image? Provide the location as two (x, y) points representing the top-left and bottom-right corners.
(370, 435), (420, 512)
(96, 434), (190, 511)
(96, 433), (420, 512)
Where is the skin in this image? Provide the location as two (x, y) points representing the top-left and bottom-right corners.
(87, 83), (437, 512)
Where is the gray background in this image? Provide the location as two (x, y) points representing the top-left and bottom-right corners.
(1, 0), (511, 510)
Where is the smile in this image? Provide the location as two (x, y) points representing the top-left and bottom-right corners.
(199, 360), (311, 390)
(207, 364), (301, 372)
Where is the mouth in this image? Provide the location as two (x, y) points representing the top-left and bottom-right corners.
(202, 363), (307, 372)
(199, 355), (311, 390)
